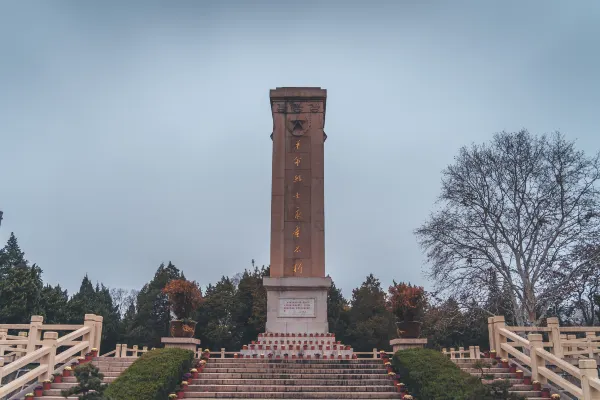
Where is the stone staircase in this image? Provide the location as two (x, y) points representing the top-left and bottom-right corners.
(186, 358), (401, 399)
(40, 357), (133, 399)
(453, 359), (545, 400)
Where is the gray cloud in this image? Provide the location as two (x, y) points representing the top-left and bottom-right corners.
(1, 1), (599, 298)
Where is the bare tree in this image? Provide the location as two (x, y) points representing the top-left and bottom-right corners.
(110, 288), (139, 317)
(416, 130), (600, 325)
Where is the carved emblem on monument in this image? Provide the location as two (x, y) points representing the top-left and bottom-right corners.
(288, 118), (309, 136)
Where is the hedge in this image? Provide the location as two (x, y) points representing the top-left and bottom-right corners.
(392, 348), (490, 400)
(105, 348), (194, 400)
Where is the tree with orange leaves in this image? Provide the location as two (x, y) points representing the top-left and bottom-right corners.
(162, 279), (203, 321)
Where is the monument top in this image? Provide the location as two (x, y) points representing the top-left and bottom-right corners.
(270, 87), (327, 101)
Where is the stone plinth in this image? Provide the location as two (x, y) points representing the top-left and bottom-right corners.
(390, 338), (428, 352)
(161, 337), (200, 353)
(263, 276), (331, 334)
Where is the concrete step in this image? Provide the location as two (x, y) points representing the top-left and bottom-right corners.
(186, 385), (396, 393)
(183, 392), (400, 399)
(207, 360), (383, 364)
(196, 373), (390, 380)
(461, 367), (509, 373)
(93, 361), (136, 368)
(204, 364), (385, 370)
(192, 379), (392, 386)
(203, 368), (387, 374)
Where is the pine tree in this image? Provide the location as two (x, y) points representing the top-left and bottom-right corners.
(61, 363), (107, 400)
(346, 274), (395, 350)
(40, 284), (69, 323)
(196, 276), (237, 349)
(128, 262), (183, 347)
(327, 280), (349, 342)
(0, 233), (43, 323)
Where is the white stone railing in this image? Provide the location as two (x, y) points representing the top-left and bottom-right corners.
(442, 346), (483, 360)
(0, 314), (103, 399)
(490, 315), (600, 399)
(488, 316), (600, 361)
(0, 314), (103, 366)
(101, 344), (150, 358)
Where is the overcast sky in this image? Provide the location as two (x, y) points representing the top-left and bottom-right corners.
(1, 1), (599, 299)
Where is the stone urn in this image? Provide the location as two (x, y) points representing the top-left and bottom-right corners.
(396, 321), (422, 338)
(170, 320), (197, 338)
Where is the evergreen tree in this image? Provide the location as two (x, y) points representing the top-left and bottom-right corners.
(61, 362), (107, 400)
(346, 274), (395, 350)
(127, 262), (183, 347)
(196, 276), (238, 349)
(0, 232), (26, 276)
(232, 266), (269, 346)
(327, 280), (349, 343)
(40, 284), (69, 323)
(0, 233), (43, 323)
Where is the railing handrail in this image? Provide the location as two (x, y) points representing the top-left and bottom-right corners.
(490, 315), (600, 400)
(0, 314), (103, 399)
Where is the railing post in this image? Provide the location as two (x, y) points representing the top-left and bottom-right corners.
(528, 334), (546, 384)
(0, 356), (5, 382)
(94, 315), (103, 354)
(547, 317), (563, 358)
(83, 314), (96, 355)
(0, 328), (7, 357)
(115, 344), (121, 358)
(132, 345), (139, 358)
(27, 315), (44, 354)
(120, 345), (127, 358)
(488, 317), (495, 352)
(587, 332), (596, 359)
(580, 359), (600, 400)
(469, 346), (475, 359)
(39, 331), (58, 382)
(475, 346), (481, 359)
(372, 348), (377, 359)
(492, 316), (507, 357)
(18, 332), (28, 356)
(220, 348), (225, 358)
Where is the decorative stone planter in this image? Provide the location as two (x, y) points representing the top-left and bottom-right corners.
(34, 387), (43, 397)
(509, 365), (517, 373)
(63, 369), (72, 377)
(523, 376), (531, 385)
(43, 382), (52, 391)
(53, 375), (63, 383)
(177, 390), (184, 399)
(541, 388), (551, 398)
(169, 320), (197, 338)
(533, 382), (542, 391)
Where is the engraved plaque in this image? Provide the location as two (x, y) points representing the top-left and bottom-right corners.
(279, 298), (315, 317)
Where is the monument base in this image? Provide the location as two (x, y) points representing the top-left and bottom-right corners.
(390, 338), (428, 352)
(161, 337), (201, 353)
(263, 276), (331, 334)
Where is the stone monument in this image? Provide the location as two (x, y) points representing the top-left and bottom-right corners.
(263, 87), (332, 334)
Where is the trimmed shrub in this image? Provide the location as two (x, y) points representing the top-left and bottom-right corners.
(392, 348), (490, 400)
(105, 348), (194, 400)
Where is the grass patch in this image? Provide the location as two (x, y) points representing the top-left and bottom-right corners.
(105, 348), (194, 400)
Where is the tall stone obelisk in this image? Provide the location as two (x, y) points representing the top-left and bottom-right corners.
(263, 87), (332, 334)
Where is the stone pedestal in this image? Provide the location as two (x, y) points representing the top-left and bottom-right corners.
(390, 338), (428, 352)
(161, 337), (200, 353)
(263, 276), (331, 334)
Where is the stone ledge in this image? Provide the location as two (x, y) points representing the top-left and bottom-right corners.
(161, 337), (201, 345)
(390, 338), (427, 352)
(263, 277), (332, 291)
